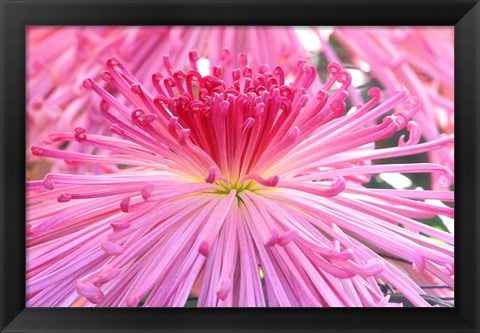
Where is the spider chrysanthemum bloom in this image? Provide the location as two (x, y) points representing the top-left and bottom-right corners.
(27, 27), (174, 167)
(322, 27), (454, 188)
(27, 26), (313, 176)
(26, 54), (454, 307)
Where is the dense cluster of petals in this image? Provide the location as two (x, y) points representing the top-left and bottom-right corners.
(27, 26), (311, 174)
(27, 52), (454, 307)
(323, 27), (454, 187)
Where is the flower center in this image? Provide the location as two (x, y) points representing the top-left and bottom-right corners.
(214, 179), (256, 195)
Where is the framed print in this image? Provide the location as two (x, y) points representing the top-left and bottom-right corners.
(1, 0), (479, 332)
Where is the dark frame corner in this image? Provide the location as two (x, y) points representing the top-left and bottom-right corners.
(1, 1), (479, 332)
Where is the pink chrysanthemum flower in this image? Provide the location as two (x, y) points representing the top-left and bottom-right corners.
(26, 54), (454, 307)
(27, 26), (313, 176)
(320, 27), (454, 187)
(27, 27), (174, 170)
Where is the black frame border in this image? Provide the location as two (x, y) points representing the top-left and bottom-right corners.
(1, 0), (479, 332)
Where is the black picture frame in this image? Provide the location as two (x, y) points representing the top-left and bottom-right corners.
(1, 0), (479, 332)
